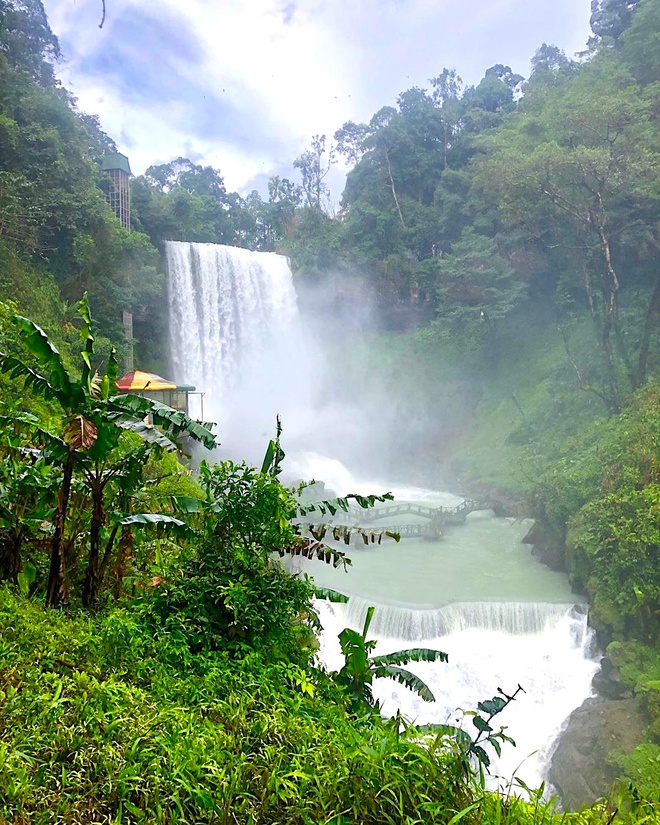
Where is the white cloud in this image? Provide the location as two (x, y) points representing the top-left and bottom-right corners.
(42, 0), (592, 193)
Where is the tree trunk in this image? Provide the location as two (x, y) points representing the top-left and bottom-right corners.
(634, 272), (660, 389)
(384, 148), (406, 231)
(596, 222), (622, 413)
(82, 478), (105, 608)
(0, 532), (22, 583)
(46, 447), (75, 607)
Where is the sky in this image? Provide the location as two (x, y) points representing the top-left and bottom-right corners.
(42, 0), (593, 200)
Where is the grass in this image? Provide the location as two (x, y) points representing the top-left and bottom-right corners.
(2, 588), (659, 823)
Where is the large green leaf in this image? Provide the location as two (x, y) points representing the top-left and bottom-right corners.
(260, 415), (284, 476)
(297, 491), (394, 518)
(414, 723), (473, 748)
(75, 294), (95, 395)
(108, 394), (216, 450)
(0, 354), (62, 405)
(372, 664), (436, 702)
(84, 420), (121, 460)
(312, 586), (349, 603)
(119, 514), (191, 538)
(0, 413), (67, 458)
(477, 697), (507, 716)
(472, 715), (492, 733)
(371, 648), (449, 667)
(120, 513), (185, 526)
(338, 627), (371, 680)
(106, 414), (178, 451)
(17, 562), (37, 597)
(166, 495), (206, 514)
(108, 444), (152, 490)
(101, 347), (119, 400)
(362, 604), (375, 637)
(11, 316), (79, 403)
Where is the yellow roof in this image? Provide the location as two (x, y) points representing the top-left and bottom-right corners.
(117, 370), (177, 391)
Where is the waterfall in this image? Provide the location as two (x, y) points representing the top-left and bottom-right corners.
(166, 241), (315, 459)
(323, 595), (588, 639)
(166, 241), (600, 793)
(316, 598), (599, 790)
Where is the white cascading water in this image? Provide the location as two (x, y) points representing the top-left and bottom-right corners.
(167, 240), (317, 461)
(316, 598), (598, 789)
(166, 241), (600, 792)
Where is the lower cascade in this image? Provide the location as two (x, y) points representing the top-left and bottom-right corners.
(317, 598), (599, 790)
(166, 240), (601, 793)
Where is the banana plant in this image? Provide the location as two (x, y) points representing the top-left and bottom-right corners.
(332, 605), (448, 712)
(0, 423), (58, 583)
(261, 416), (400, 568)
(0, 294), (216, 606)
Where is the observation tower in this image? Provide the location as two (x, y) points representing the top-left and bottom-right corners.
(101, 152), (131, 230)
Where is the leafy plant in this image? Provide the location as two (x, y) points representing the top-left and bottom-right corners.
(332, 604), (448, 711)
(176, 419), (400, 572)
(0, 422), (57, 583)
(0, 295), (216, 606)
(418, 685), (523, 774)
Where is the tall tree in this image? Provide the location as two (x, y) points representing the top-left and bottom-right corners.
(0, 0), (60, 85)
(590, 0), (641, 45)
(293, 134), (335, 211)
(0, 296), (216, 606)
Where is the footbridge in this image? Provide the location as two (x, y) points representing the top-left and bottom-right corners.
(345, 499), (483, 540)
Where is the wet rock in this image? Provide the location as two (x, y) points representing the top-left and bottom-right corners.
(548, 696), (646, 810)
(522, 520), (565, 572)
(592, 656), (632, 700)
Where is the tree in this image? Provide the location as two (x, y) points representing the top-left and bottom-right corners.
(0, 421), (57, 582)
(0, 295), (216, 606)
(144, 157), (227, 201)
(239, 177), (303, 252)
(430, 68), (464, 169)
(620, 0), (660, 85)
(475, 55), (660, 409)
(590, 0), (641, 45)
(0, 0), (60, 85)
(526, 44), (578, 94)
(294, 134), (335, 211)
(434, 229), (525, 354)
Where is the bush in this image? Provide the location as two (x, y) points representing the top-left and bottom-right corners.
(0, 587), (474, 825)
(145, 533), (317, 664)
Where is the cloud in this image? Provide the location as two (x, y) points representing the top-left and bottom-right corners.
(42, 0), (592, 194)
(77, 7), (203, 103)
(280, 2), (297, 25)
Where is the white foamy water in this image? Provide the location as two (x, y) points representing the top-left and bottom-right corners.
(167, 241), (600, 793)
(316, 598), (599, 790)
(287, 450), (464, 506)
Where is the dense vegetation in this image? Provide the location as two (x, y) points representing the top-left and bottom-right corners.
(0, 0), (659, 820)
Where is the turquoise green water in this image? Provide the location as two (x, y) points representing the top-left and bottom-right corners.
(303, 512), (577, 606)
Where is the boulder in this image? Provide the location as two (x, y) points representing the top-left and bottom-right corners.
(592, 656), (632, 700)
(548, 696), (646, 810)
(522, 520), (566, 572)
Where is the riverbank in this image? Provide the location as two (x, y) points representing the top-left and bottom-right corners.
(450, 378), (660, 809)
